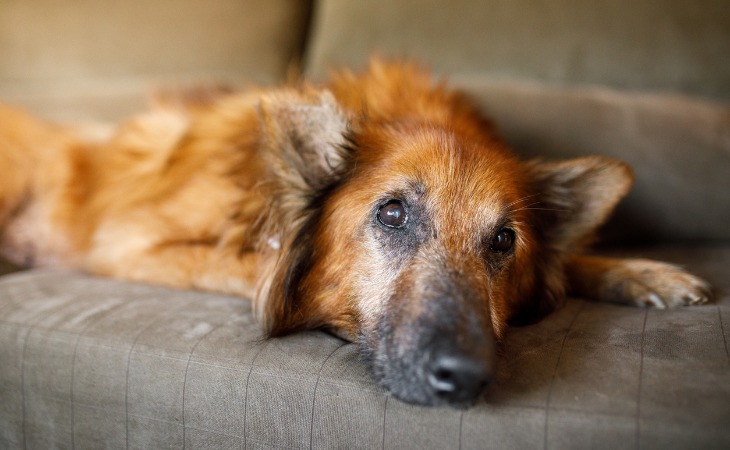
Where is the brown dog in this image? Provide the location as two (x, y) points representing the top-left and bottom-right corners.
(0, 60), (712, 406)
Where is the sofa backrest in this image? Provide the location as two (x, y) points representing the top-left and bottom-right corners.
(305, 0), (730, 101)
(0, 0), (312, 121)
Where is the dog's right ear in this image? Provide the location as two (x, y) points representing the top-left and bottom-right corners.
(258, 89), (351, 196)
(528, 156), (634, 251)
(509, 156), (634, 326)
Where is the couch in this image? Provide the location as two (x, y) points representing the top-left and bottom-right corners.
(1, 1), (729, 448)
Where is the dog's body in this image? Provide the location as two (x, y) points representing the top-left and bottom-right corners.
(0, 60), (711, 406)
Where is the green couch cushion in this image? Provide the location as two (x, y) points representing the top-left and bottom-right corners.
(306, 0), (730, 101)
(0, 0), (312, 121)
(1, 245), (728, 448)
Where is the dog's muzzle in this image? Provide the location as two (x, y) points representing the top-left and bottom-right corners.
(370, 263), (498, 406)
(372, 299), (497, 407)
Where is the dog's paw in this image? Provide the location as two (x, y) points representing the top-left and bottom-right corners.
(611, 259), (712, 309)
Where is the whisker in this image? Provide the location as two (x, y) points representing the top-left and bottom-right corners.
(509, 201), (542, 211)
(507, 194), (570, 214)
(514, 207), (570, 213)
(505, 193), (540, 209)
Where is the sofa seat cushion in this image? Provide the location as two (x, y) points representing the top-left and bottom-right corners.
(1, 245), (728, 449)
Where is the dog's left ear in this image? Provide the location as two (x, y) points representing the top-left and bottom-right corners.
(528, 156), (634, 251)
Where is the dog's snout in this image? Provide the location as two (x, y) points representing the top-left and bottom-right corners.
(375, 274), (499, 406)
(426, 348), (494, 404)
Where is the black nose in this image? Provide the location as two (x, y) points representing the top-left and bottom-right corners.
(426, 352), (493, 403)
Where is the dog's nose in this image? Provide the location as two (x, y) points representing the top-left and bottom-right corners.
(426, 352), (493, 403)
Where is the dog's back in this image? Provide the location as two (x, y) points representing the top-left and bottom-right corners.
(0, 97), (248, 273)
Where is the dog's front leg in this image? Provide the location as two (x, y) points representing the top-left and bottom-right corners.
(565, 255), (713, 308)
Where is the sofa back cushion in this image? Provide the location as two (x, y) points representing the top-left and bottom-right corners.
(0, 0), (312, 121)
(306, 0), (730, 100)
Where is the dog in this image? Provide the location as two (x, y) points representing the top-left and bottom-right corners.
(0, 59), (712, 407)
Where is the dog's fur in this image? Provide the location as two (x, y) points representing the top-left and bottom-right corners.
(0, 60), (712, 406)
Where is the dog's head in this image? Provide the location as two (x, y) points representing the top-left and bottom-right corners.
(256, 84), (632, 407)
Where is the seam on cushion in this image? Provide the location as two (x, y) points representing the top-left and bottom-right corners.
(542, 300), (585, 450)
(69, 301), (126, 449)
(19, 297), (85, 450)
(242, 339), (270, 450)
(381, 395), (389, 450)
(719, 305), (730, 369)
(181, 321), (227, 450)
(124, 307), (189, 450)
(635, 310), (648, 450)
(308, 342), (347, 449)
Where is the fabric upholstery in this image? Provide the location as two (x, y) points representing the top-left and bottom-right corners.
(1, 246), (728, 449)
(305, 0), (730, 101)
(0, 0), (312, 122)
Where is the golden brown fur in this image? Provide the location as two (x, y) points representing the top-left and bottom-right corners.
(0, 60), (712, 406)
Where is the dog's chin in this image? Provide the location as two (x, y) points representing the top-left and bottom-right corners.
(386, 379), (483, 409)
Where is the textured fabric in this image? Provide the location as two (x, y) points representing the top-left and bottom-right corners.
(305, 0), (730, 101)
(453, 78), (730, 243)
(1, 245), (728, 449)
(0, 0), (312, 122)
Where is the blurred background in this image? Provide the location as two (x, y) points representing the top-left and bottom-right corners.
(1, 0), (729, 243)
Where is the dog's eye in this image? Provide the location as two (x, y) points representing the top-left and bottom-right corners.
(491, 228), (515, 252)
(377, 200), (408, 228)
